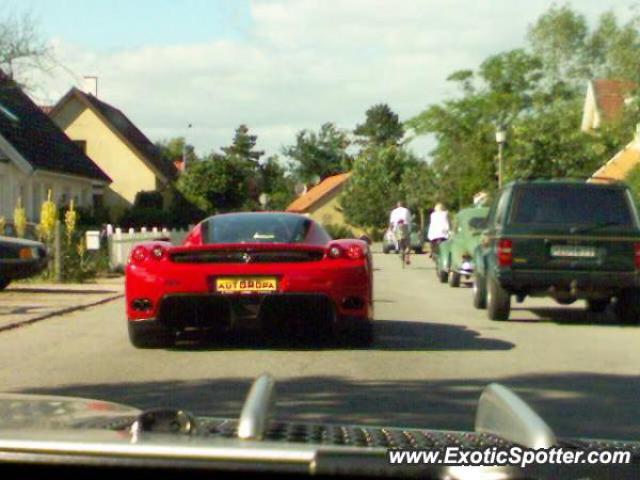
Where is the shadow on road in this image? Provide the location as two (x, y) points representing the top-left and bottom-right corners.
(20, 372), (639, 441)
(511, 307), (637, 327)
(167, 319), (515, 352)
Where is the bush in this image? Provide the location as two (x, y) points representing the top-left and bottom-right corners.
(134, 191), (164, 209)
(118, 207), (172, 229)
(323, 223), (356, 239)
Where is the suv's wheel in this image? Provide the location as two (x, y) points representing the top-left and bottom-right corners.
(472, 273), (487, 309)
(614, 290), (640, 324)
(448, 270), (461, 288)
(414, 247), (423, 254)
(0, 278), (10, 291)
(587, 299), (609, 313)
(383, 245), (390, 254)
(128, 322), (174, 348)
(487, 275), (510, 321)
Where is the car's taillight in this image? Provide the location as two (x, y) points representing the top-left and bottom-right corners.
(346, 244), (365, 260)
(634, 243), (640, 269)
(497, 238), (513, 267)
(130, 246), (149, 264)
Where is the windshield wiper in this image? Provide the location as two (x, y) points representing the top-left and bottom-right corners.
(570, 221), (623, 234)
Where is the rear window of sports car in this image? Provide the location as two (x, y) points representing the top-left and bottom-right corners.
(203, 214), (313, 244)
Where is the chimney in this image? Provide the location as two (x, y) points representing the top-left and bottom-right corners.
(173, 157), (185, 174)
(83, 76), (98, 97)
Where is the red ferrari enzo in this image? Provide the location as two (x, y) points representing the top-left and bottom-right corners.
(125, 212), (373, 348)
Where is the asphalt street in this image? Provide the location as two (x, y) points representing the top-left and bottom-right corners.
(1, 253), (639, 441)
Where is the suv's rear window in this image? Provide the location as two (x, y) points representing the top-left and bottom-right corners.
(204, 213), (313, 243)
(509, 185), (635, 226)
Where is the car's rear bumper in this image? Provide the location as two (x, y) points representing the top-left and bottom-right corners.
(496, 269), (640, 294)
(126, 261), (373, 324)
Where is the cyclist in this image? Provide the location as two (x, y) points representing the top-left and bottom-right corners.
(394, 219), (411, 266)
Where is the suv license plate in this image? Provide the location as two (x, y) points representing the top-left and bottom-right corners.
(550, 245), (596, 258)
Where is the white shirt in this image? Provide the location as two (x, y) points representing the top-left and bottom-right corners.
(389, 207), (412, 230)
(428, 210), (450, 240)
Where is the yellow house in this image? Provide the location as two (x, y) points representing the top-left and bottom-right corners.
(286, 172), (364, 236)
(49, 88), (175, 218)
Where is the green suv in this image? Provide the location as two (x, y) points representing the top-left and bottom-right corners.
(472, 180), (640, 323)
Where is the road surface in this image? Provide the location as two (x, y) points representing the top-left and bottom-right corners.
(1, 253), (639, 441)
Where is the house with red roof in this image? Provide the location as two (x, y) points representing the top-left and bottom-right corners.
(286, 172), (364, 235)
(581, 79), (636, 132)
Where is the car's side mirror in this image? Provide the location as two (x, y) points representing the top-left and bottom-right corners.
(469, 217), (488, 230)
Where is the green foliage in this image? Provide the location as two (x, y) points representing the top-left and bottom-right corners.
(118, 207), (172, 229)
(177, 154), (251, 214)
(221, 124), (264, 164)
(354, 104), (404, 147)
(407, 4), (640, 209)
(283, 123), (352, 182)
(340, 145), (418, 230)
(259, 155), (296, 211)
(322, 223), (356, 240)
(134, 191), (163, 209)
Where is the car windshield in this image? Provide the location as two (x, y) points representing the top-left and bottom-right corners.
(205, 214), (312, 244)
(510, 185), (635, 226)
(3, 2), (640, 474)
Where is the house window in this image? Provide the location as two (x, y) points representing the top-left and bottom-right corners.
(73, 140), (87, 153)
(93, 194), (103, 209)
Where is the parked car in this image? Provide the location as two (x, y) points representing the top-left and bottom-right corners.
(0, 232), (48, 290)
(472, 179), (640, 323)
(125, 212), (374, 348)
(435, 206), (489, 286)
(382, 223), (425, 254)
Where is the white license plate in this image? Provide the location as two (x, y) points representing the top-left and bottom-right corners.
(550, 245), (597, 258)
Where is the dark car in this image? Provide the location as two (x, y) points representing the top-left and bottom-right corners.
(472, 179), (640, 323)
(0, 232), (48, 290)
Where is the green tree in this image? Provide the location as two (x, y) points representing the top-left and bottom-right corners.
(354, 103), (404, 147)
(340, 145), (418, 231)
(221, 124), (264, 165)
(283, 122), (352, 182)
(155, 137), (196, 168)
(259, 155), (296, 211)
(176, 154), (249, 214)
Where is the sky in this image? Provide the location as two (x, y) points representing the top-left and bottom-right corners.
(4, 0), (640, 160)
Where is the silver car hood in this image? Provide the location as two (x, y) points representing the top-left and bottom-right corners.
(0, 393), (140, 430)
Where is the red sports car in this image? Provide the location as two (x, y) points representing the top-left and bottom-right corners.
(125, 212), (373, 348)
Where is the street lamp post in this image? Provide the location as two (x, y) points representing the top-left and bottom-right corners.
(495, 126), (507, 188)
(182, 123), (193, 170)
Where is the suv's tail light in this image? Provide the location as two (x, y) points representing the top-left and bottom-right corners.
(497, 239), (513, 267)
(634, 243), (640, 269)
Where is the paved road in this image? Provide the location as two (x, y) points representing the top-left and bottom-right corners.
(1, 253), (639, 441)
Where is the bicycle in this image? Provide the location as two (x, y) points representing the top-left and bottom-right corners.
(398, 238), (410, 268)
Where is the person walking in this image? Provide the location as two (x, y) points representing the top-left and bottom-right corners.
(427, 203), (450, 259)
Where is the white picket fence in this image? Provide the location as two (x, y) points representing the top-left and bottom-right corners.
(107, 226), (190, 270)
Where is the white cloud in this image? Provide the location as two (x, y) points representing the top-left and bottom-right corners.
(29, 0), (638, 160)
